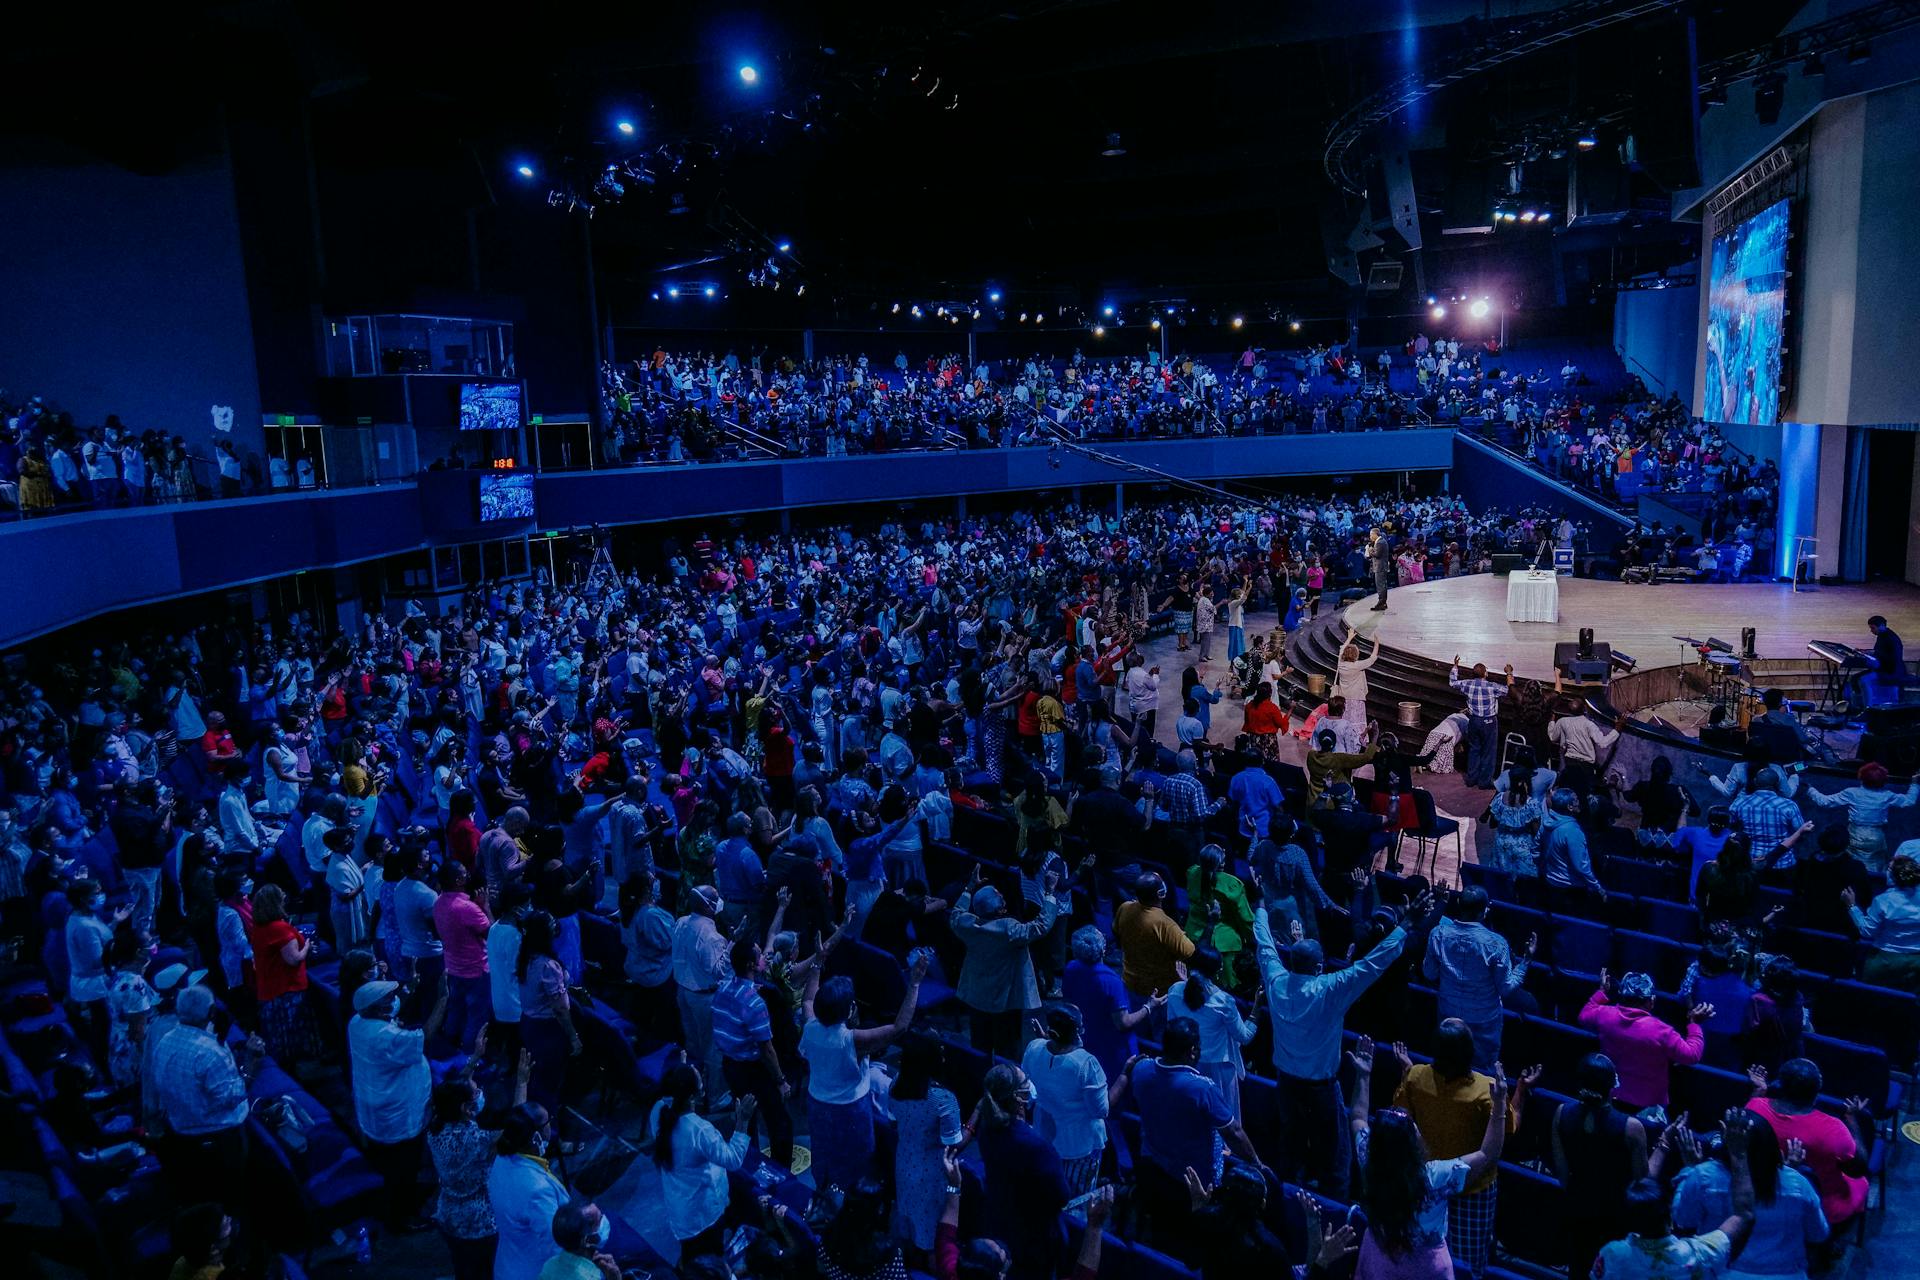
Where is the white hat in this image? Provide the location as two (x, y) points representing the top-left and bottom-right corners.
(353, 980), (402, 1013)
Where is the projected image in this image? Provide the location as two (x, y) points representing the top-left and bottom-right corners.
(460, 381), (523, 432)
(1703, 198), (1789, 425)
(478, 472), (535, 522)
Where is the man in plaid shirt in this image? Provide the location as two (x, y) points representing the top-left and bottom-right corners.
(1448, 657), (1513, 788)
(1732, 766), (1809, 869)
(1160, 754), (1223, 868)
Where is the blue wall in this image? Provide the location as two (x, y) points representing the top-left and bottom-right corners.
(1612, 283), (1698, 403)
(0, 145), (265, 462)
(0, 487), (425, 644)
(2, 432), (1456, 645)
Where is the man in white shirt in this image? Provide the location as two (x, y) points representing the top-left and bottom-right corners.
(349, 979), (445, 1231)
(673, 886), (733, 1106)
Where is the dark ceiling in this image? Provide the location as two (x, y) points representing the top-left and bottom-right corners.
(4, 1), (1810, 314)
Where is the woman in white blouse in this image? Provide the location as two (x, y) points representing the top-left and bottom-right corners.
(649, 1061), (758, 1259)
(1019, 1004), (1118, 1193)
(1332, 626), (1382, 727)
(1164, 947), (1258, 1116)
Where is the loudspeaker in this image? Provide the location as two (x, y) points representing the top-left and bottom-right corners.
(1554, 641), (1614, 680)
(1864, 704), (1920, 736)
(1860, 730), (1920, 772)
(1626, 16), (1701, 191)
(1319, 192), (1367, 287)
(1492, 554), (1526, 576)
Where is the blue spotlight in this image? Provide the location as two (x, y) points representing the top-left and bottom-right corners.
(738, 65), (759, 84)
(704, 285), (717, 298)
(1102, 305), (1115, 317)
(616, 121), (635, 136)
(667, 286), (681, 298)
(988, 290), (1002, 302)
(515, 164), (535, 178)
(777, 241), (792, 252)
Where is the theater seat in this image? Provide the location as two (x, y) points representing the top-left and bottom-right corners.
(1493, 1162), (1565, 1268)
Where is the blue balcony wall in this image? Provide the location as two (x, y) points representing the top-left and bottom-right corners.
(3, 431), (1455, 645)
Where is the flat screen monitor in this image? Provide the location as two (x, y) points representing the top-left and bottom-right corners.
(1702, 197), (1789, 425)
(478, 472), (535, 523)
(459, 381), (522, 432)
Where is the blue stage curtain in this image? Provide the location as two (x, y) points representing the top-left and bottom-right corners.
(1840, 426), (1871, 581)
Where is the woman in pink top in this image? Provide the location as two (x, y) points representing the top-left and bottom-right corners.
(1577, 970), (1707, 1110)
(431, 861), (492, 1053)
(1747, 1057), (1870, 1228)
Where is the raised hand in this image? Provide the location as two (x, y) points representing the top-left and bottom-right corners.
(1518, 1063), (1544, 1089)
(1746, 1064), (1769, 1094)
(1688, 1003), (1716, 1025)
(1841, 887), (1857, 908)
(1721, 1107), (1752, 1152)
(1182, 1166), (1212, 1210)
(1348, 1035), (1375, 1074)
(1785, 1137), (1808, 1166)
(1317, 1224), (1360, 1269)
(1391, 1041), (1414, 1073)
(1289, 917), (1306, 943)
(1489, 1064), (1509, 1110)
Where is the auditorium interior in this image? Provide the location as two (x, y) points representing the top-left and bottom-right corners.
(7, 4), (1920, 1280)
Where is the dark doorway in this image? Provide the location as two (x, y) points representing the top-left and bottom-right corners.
(1865, 429), (1916, 581)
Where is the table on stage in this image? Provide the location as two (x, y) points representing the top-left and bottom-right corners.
(1506, 570), (1560, 622)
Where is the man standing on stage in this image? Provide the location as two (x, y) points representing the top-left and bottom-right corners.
(1449, 658), (1513, 788)
(1368, 526), (1393, 611)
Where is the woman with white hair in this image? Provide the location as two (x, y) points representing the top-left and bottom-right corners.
(1332, 625), (1382, 727)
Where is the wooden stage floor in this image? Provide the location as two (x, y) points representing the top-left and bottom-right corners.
(1339, 576), (1920, 681)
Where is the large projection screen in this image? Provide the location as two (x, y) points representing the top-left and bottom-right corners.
(1702, 197), (1789, 425)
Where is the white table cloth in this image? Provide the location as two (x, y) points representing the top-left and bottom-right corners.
(1506, 570), (1560, 623)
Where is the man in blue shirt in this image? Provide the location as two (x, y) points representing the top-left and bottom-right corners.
(711, 937), (792, 1164)
(1251, 892), (1423, 1189)
(1670, 807), (1733, 896)
(1541, 788), (1605, 902)
(1422, 887), (1532, 1071)
(1128, 1018), (1266, 1251)
(1228, 756), (1285, 848)
(713, 813), (765, 931)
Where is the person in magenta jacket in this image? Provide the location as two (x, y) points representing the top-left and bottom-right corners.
(1577, 969), (1708, 1110)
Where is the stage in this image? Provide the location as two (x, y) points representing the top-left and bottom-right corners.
(1340, 575), (1920, 681)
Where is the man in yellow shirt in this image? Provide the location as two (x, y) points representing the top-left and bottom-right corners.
(1390, 1022), (1535, 1279)
(1113, 873), (1194, 1005)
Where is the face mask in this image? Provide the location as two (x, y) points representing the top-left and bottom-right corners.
(529, 1132), (548, 1157)
(238, 879), (254, 897)
(591, 1215), (611, 1248)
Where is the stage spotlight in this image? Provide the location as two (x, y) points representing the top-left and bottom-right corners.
(1519, 209), (1537, 222)
(988, 290), (1002, 302)
(911, 305), (922, 318)
(1289, 320), (1301, 332)
(1165, 306), (1176, 315)
(1093, 325), (1106, 337)
(516, 164), (535, 178)
(1018, 312), (1028, 322)
(1102, 305), (1114, 317)
(616, 121), (635, 136)
(1470, 299), (1491, 319)
(936, 306), (947, 316)
(667, 286), (681, 298)
(891, 302), (901, 313)
(1576, 133), (1596, 150)
(777, 240), (791, 252)
(1150, 319), (1161, 329)
(1231, 316), (1243, 329)
(650, 291), (660, 300)
(1537, 210), (1552, 222)
(1426, 295), (1436, 306)
(1431, 305), (1446, 320)
(703, 285), (717, 298)
(796, 284), (805, 296)
(971, 308), (980, 319)
(739, 65), (759, 84)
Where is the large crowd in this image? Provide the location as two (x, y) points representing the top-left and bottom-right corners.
(0, 476), (1901, 1280)
(598, 346), (1431, 464)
